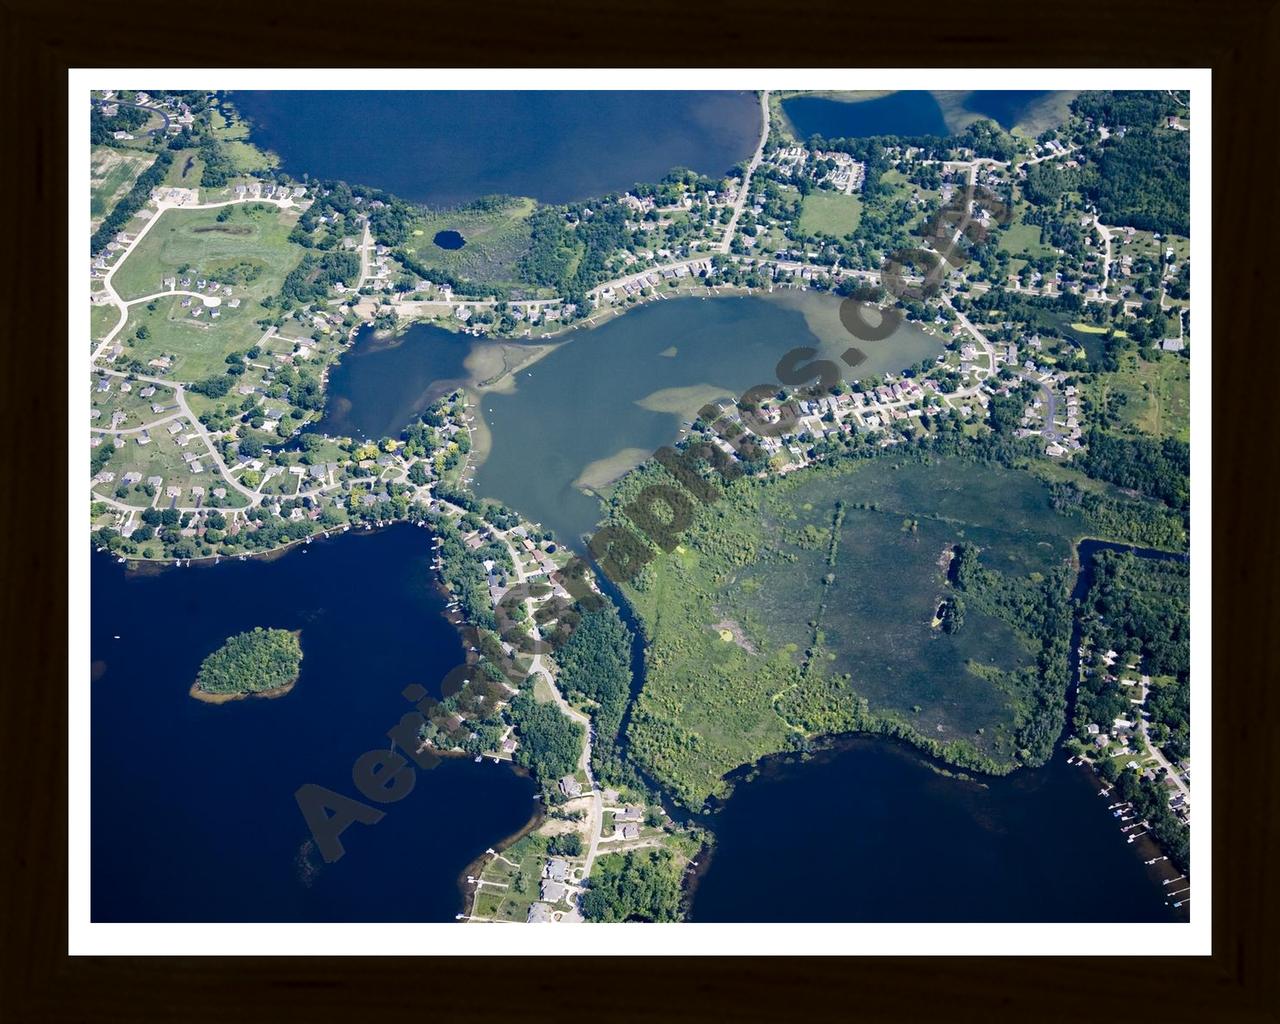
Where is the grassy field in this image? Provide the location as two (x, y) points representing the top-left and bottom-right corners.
(619, 454), (1092, 807)
(999, 213), (1054, 261)
(90, 303), (120, 342)
(162, 147), (207, 189)
(403, 198), (535, 288)
(117, 294), (265, 381)
(109, 203), (306, 379)
(90, 146), (157, 230)
(113, 202), (302, 302)
(1087, 351), (1190, 443)
(797, 191), (863, 237)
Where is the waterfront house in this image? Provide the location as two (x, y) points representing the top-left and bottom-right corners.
(558, 775), (582, 799)
(545, 859), (570, 883)
(540, 881), (568, 903)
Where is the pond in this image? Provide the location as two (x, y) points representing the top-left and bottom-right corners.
(433, 229), (466, 250)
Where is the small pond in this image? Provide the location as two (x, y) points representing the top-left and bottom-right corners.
(433, 229), (466, 250)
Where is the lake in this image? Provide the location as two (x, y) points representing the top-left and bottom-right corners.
(230, 91), (761, 208)
(314, 322), (478, 440)
(963, 90), (1054, 131)
(467, 293), (944, 544)
(689, 735), (1184, 922)
(783, 91), (950, 140)
(88, 515), (1185, 925)
(782, 90), (1068, 141)
(91, 525), (538, 923)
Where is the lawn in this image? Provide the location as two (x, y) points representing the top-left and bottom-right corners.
(797, 191), (863, 237)
(403, 198), (535, 288)
(471, 833), (549, 923)
(90, 146), (157, 229)
(999, 207), (1054, 260)
(90, 373), (178, 428)
(92, 411), (243, 509)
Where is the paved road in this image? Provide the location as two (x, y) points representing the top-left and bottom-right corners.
(717, 89), (770, 254)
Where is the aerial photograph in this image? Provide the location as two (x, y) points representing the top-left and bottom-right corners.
(83, 82), (1196, 934)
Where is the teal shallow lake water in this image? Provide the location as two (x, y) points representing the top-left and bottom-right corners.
(470, 293), (944, 544)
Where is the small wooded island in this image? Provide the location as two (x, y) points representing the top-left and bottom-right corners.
(190, 627), (303, 704)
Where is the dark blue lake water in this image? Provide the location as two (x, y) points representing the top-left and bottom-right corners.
(782, 90), (1061, 141)
(964, 90), (1053, 131)
(690, 736), (1182, 922)
(230, 91), (761, 207)
(783, 91), (950, 140)
(313, 322), (477, 440)
(90, 525), (1186, 923)
(91, 525), (538, 923)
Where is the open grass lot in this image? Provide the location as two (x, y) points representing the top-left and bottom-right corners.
(403, 198), (535, 287)
(1087, 351), (1190, 443)
(621, 454), (1091, 807)
(90, 146), (157, 230)
(112, 202), (304, 303)
(797, 191), (863, 237)
(90, 303), (120, 343)
(118, 295), (272, 381)
(999, 206), (1054, 260)
(163, 147), (206, 189)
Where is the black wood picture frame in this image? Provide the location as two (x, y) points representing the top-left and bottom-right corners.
(2, 0), (1273, 1018)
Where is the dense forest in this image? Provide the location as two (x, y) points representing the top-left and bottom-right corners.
(580, 848), (683, 922)
(1085, 130), (1189, 236)
(1070, 90), (1190, 236)
(1079, 430), (1190, 511)
(194, 627), (302, 696)
(1081, 551), (1190, 685)
(519, 200), (631, 303)
(549, 605), (634, 784)
(510, 692), (583, 785)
